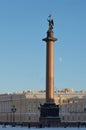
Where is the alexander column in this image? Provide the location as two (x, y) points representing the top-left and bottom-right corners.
(43, 16), (57, 103)
(39, 16), (60, 126)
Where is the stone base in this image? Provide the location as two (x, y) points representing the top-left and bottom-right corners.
(39, 102), (60, 126)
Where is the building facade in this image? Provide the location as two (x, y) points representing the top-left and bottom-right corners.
(0, 89), (86, 124)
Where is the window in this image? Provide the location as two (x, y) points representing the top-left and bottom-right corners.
(84, 107), (86, 112)
(67, 106), (70, 112)
(62, 116), (64, 120)
(72, 116), (74, 121)
(67, 116), (69, 120)
(72, 104), (74, 112)
(84, 116), (86, 121)
(78, 115), (80, 121)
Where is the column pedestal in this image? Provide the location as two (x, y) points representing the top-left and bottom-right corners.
(39, 102), (60, 126)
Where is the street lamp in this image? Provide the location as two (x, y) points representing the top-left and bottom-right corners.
(11, 105), (16, 126)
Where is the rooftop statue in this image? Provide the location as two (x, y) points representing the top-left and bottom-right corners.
(48, 15), (54, 31)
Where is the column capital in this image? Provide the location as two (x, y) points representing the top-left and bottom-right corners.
(42, 30), (58, 42)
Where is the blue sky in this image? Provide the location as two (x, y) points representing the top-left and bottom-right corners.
(0, 0), (86, 93)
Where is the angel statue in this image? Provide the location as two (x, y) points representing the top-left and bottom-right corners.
(47, 15), (54, 31)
